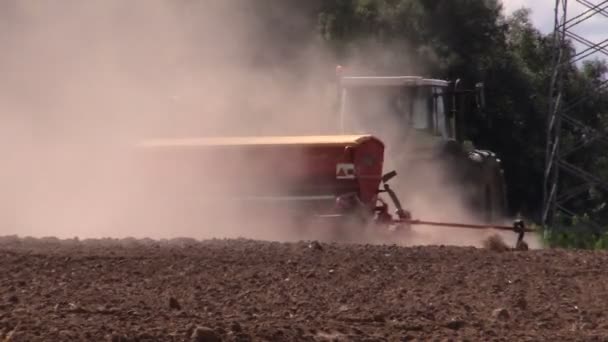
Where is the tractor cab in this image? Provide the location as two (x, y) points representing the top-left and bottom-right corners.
(334, 68), (507, 224)
(338, 76), (455, 142)
(335, 66), (486, 154)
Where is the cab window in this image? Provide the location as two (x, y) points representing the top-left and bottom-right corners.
(412, 88), (430, 130)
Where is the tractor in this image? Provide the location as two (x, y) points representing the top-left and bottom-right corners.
(127, 68), (529, 246)
(334, 67), (508, 225)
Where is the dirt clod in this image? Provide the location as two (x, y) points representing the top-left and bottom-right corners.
(109, 333), (127, 342)
(492, 308), (510, 321)
(514, 297), (528, 310)
(7, 295), (18, 304)
(230, 322), (242, 333)
(308, 241), (323, 251)
(445, 319), (466, 330)
(482, 234), (510, 252)
(169, 297), (181, 310)
(191, 326), (221, 342)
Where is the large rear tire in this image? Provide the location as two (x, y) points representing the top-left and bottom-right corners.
(436, 141), (507, 224)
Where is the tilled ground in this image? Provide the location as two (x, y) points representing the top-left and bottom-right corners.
(1, 236), (608, 341)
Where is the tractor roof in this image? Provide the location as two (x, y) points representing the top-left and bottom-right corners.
(340, 76), (449, 88)
(136, 134), (383, 149)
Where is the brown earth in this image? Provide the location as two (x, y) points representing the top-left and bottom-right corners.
(1, 236), (608, 342)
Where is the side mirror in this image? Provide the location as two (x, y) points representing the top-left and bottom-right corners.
(382, 170), (397, 183)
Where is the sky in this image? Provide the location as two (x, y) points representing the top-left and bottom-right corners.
(502, 0), (607, 63)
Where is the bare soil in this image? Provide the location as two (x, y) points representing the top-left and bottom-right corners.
(1, 236), (608, 341)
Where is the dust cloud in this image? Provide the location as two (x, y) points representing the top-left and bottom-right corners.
(0, 1), (539, 248)
(0, 0), (337, 240)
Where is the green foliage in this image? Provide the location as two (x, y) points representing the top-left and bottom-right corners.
(540, 211), (608, 249)
(542, 227), (608, 250)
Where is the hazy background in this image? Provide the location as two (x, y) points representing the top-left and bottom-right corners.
(0, 0), (540, 248)
(0, 0), (338, 237)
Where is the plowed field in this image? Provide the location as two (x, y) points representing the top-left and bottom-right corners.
(1, 236), (607, 341)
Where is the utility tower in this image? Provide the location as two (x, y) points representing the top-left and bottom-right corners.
(543, 0), (608, 232)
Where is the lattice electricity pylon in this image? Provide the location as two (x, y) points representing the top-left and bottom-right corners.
(543, 0), (608, 232)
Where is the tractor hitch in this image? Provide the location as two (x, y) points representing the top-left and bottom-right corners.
(378, 170), (410, 220)
(378, 171), (534, 248)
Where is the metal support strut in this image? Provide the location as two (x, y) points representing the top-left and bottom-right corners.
(380, 171), (534, 247)
(399, 218), (532, 247)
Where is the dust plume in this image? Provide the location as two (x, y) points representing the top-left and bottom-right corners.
(0, 0), (337, 240)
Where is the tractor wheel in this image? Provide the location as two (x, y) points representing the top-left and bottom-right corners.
(432, 140), (508, 224)
(445, 148), (508, 224)
(436, 139), (471, 184)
